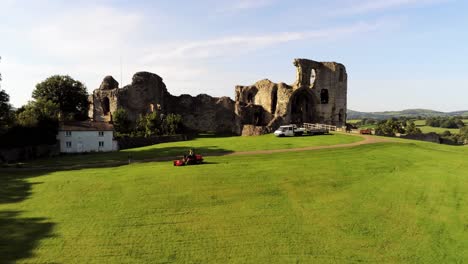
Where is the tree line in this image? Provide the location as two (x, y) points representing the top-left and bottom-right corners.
(0, 60), (183, 148)
(373, 118), (468, 144)
(113, 109), (183, 138)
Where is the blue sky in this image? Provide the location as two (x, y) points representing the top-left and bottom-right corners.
(1, 0), (467, 111)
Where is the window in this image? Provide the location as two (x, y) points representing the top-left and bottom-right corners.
(247, 93), (254, 104)
(65, 131), (72, 137)
(98, 131), (104, 137)
(339, 68), (344, 82)
(99, 141), (104, 147)
(66, 141), (72, 148)
(339, 109), (344, 123)
(102, 97), (110, 115)
(310, 69), (316, 87)
(320, 89), (329, 104)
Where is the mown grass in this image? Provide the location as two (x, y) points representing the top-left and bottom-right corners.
(23, 133), (362, 168)
(1, 138), (467, 263)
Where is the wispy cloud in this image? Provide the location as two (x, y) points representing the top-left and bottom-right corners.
(144, 20), (385, 61)
(29, 6), (144, 59)
(230, 0), (276, 10)
(329, 0), (449, 16)
(216, 0), (276, 12)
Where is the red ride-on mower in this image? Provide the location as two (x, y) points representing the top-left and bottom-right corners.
(173, 154), (204, 166)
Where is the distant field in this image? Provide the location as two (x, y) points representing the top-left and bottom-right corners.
(414, 120), (425, 126)
(347, 119), (361, 124)
(23, 133), (362, 168)
(1, 138), (467, 263)
(350, 119), (461, 134)
(414, 120), (460, 134)
(346, 120), (376, 129)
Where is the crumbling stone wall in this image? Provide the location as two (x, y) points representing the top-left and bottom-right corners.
(165, 94), (240, 134)
(89, 58), (347, 136)
(89, 73), (240, 134)
(235, 59), (347, 135)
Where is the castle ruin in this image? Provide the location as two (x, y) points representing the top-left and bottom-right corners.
(89, 58), (347, 135)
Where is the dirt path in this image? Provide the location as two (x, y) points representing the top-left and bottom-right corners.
(2, 133), (390, 171)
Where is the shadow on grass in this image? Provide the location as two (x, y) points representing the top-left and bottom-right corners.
(10, 145), (234, 170)
(0, 211), (54, 264)
(0, 171), (55, 264)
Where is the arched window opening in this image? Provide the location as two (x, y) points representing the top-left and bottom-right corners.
(254, 112), (263, 126)
(271, 89), (278, 114)
(310, 69), (317, 87)
(102, 97), (110, 115)
(320, 89), (329, 104)
(291, 89), (313, 124)
(247, 93), (254, 104)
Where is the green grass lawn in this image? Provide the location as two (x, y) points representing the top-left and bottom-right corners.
(1, 138), (467, 263)
(22, 133), (362, 168)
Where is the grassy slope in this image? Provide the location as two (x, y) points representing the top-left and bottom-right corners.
(1, 138), (467, 263)
(25, 133), (362, 168)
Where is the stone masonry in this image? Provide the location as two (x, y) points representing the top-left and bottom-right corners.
(88, 58), (347, 136)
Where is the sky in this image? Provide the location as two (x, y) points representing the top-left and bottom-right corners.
(0, 0), (467, 112)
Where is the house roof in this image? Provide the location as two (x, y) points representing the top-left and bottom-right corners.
(59, 121), (114, 131)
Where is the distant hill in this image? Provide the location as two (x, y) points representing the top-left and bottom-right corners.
(347, 109), (468, 120)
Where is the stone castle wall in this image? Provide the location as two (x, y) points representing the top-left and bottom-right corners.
(89, 58), (347, 135)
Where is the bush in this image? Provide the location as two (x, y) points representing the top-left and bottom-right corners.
(113, 109), (132, 134)
(375, 119), (405, 136)
(161, 113), (183, 135)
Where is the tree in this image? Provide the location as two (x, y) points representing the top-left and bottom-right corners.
(460, 126), (468, 143)
(406, 121), (422, 135)
(33, 75), (88, 120)
(0, 57), (14, 134)
(375, 119), (405, 136)
(16, 99), (60, 127)
(113, 109), (132, 134)
(135, 112), (160, 137)
(161, 113), (183, 135)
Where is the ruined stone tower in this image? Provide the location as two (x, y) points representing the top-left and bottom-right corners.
(235, 58), (347, 135)
(89, 58), (347, 136)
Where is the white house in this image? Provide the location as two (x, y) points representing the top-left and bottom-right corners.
(57, 121), (118, 153)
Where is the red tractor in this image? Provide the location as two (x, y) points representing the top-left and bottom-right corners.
(359, 128), (373, 135)
(173, 153), (204, 166)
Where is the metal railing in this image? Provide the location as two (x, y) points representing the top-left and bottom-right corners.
(303, 123), (337, 131)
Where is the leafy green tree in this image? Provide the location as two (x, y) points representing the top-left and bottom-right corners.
(460, 126), (468, 143)
(406, 121), (422, 135)
(16, 99), (60, 127)
(113, 109), (132, 134)
(33, 75), (88, 120)
(161, 113), (183, 135)
(0, 57), (14, 134)
(375, 119), (405, 136)
(136, 112), (160, 137)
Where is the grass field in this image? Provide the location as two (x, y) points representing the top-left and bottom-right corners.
(1, 135), (467, 263)
(414, 120), (460, 134)
(22, 133), (362, 168)
(352, 119), (461, 134)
